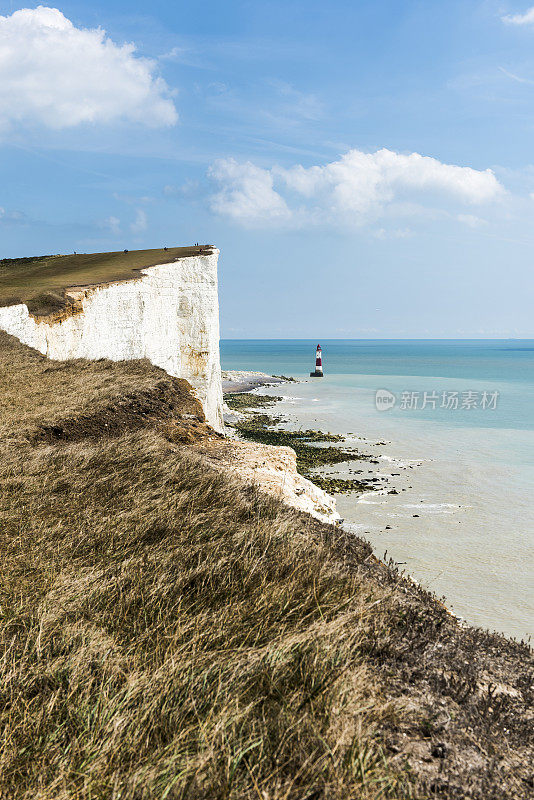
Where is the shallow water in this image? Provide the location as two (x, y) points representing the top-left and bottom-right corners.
(221, 340), (534, 641)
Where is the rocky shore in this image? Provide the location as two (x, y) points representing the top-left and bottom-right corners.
(220, 371), (340, 522)
(221, 369), (391, 512)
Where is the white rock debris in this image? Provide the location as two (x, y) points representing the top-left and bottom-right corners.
(206, 437), (340, 525)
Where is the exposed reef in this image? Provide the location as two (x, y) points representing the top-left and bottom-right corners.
(224, 390), (388, 495)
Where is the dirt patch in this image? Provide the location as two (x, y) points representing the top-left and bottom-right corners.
(34, 378), (206, 444)
(0, 331), (204, 444)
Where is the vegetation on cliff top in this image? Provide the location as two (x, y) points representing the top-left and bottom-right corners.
(0, 245), (213, 315)
(0, 332), (532, 800)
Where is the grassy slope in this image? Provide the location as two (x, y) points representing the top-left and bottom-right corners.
(0, 246), (212, 315)
(0, 332), (532, 800)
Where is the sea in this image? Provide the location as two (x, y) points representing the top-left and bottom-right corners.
(220, 339), (534, 642)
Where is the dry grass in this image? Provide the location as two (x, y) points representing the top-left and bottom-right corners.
(0, 433), (406, 800)
(0, 332), (532, 800)
(0, 246), (212, 314)
(0, 330), (205, 445)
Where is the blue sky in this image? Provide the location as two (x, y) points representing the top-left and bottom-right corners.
(1, 0), (534, 337)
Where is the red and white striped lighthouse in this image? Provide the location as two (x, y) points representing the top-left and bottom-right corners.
(310, 344), (323, 377)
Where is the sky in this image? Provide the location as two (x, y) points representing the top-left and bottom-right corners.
(1, 0), (534, 337)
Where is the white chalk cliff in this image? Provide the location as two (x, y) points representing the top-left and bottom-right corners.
(0, 250), (224, 430)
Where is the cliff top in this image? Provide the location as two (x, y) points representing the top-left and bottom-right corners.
(0, 244), (214, 316)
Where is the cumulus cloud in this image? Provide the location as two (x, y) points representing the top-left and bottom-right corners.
(502, 6), (534, 24)
(0, 6), (178, 132)
(209, 148), (504, 227)
(208, 158), (291, 224)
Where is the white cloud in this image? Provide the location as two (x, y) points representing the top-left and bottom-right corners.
(457, 214), (488, 228)
(130, 209), (147, 234)
(498, 66), (534, 84)
(208, 158), (291, 224)
(0, 6), (178, 132)
(101, 215), (121, 234)
(502, 6), (534, 24)
(278, 149), (502, 208)
(209, 148), (504, 227)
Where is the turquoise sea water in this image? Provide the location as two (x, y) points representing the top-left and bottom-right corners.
(221, 340), (534, 641)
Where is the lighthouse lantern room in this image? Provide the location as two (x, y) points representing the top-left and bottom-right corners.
(310, 344), (323, 377)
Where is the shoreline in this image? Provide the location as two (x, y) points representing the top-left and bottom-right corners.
(220, 370), (341, 523)
(223, 369), (391, 497)
(222, 369), (286, 394)
(222, 369), (394, 525)
(220, 369), (525, 640)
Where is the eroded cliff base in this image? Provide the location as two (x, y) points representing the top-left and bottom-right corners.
(1, 333), (532, 800)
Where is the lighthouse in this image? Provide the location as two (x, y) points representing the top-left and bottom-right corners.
(310, 344), (323, 377)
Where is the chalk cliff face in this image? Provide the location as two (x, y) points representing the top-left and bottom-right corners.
(0, 250), (224, 430)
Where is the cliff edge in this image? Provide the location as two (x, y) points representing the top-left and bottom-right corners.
(0, 246), (224, 430)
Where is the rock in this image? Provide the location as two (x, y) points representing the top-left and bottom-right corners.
(205, 438), (340, 525)
(431, 743), (447, 759)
